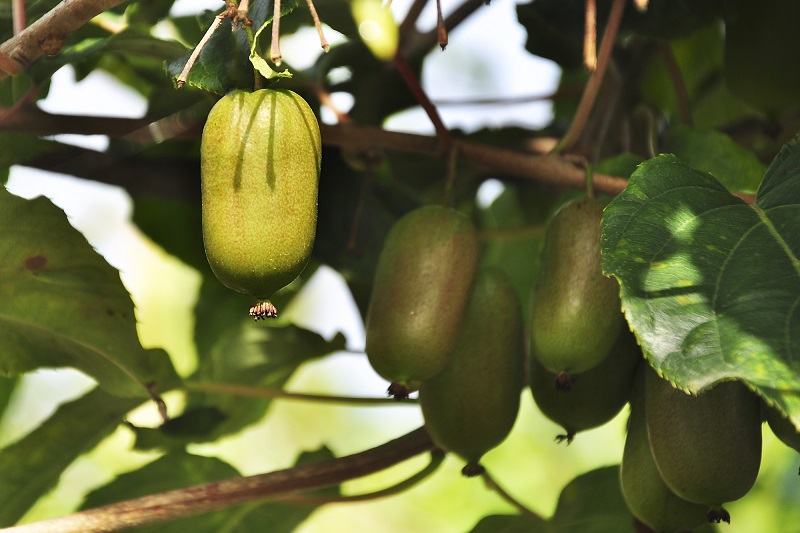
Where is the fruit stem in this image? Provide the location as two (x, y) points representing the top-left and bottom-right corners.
(481, 468), (546, 523)
(184, 381), (419, 406)
(304, 0), (330, 52)
(270, 0), (282, 66)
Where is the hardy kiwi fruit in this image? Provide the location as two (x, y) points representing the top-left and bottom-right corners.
(765, 403), (800, 453)
(530, 327), (641, 443)
(419, 268), (524, 474)
(365, 205), (479, 396)
(201, 89), (321, 319)
(530, 196), (623, 376)
(620, 366), (709, 533)
(645, 369), (762, 522)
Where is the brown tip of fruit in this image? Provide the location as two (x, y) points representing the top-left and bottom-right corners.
(555, 432), (575, 445)
(387, 382), (411, 400)
(250, 301), (278, 320)
(707, 506), (730, 524)
(461, 462), (486, 477)
(554, 372), (574, 392)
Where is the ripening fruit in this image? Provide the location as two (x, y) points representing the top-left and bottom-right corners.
(201, 89), (321, 319)
(645, 370), (762, 522)
(419, 268), (525, 474)
(530, 327), (641, 443)
(620, 366), (709, 533)
(365, 206), (479, 396)
(765, 403), (800, 453)
(530, 196), (623, 376)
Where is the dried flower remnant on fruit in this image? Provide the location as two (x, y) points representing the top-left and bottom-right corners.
(461, 463), (486, 477)
(250, 301), (278, 320)
(388, 382), (411, 400)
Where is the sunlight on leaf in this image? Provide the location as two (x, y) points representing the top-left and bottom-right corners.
(602, 144), (800, 428)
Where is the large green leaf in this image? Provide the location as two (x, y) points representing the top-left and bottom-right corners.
(0, 387), (144, 526)
(601, 142), (800, 428)
(0, 187), (178, 397)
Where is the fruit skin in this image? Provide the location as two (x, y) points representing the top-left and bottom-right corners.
(765, 403), (800, 452)
(365, 205), (479, 387)
(530, 327), (641, 443)
(620, 366), (709, 533)
(201, 89), (321, 304)
(530, 196), (623, 375)
(419, 268), (525, 468)
(645, 369), (762, 508)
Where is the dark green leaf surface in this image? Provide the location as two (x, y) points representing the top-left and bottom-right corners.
(0, 387), (143, 526)
(664, 124), (767, 194)
(0, 187), (176, 397)
(602, 144), (800, 428)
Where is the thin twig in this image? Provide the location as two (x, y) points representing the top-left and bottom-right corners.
(184, 381), (418, 405)
(436, 0), (448, 50)
(398, 0), (428, 43)
(553, 0), (626, 153)
(176, 13), (225, 88)
(392, 51), (452, 151)
(275, 450), (445, 505)
(1, 428), (435, 533)
(584, 0), (597, 71)
(481, 469), (545, 523)
(271, 0), (283, 65)
(305, 0), (330, 52)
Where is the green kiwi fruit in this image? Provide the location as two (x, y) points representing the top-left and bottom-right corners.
(365, 205), (479, 396)
(530, 327), (641, 443)
(645, 369), (762, 522)
(530, 196), (623, 376)
(201, 88), (321, 319)
(419, 268), (524, 474)
(765, 402), (800, 453)
(620, 366), (710, 533)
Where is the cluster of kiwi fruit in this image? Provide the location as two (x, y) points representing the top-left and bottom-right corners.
(198, 88), (799, 529)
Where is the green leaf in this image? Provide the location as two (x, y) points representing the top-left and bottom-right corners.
(601, 144), (800, 428)
(549, 466), (633, 532)
(0, 387), (144, 526)
(469, 514), (547, 533)
(664, 124), (767, 194)
(0, 187), (178, 397)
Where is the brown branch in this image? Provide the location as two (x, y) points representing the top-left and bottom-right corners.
(0, 0), (130, 79)
(554, 0), (626, 153)
(1, 427), (435, 533)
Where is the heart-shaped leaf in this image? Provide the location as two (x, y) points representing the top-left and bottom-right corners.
(601, 142), (800, 428)
(0, 187), (177, 397)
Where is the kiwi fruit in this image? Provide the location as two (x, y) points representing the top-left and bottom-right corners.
(765, 402), (800, 453)
(364, 205), (479, 396)
(419, 268), (525, 473)
(620, 366), (710, 533)
(201, 88), (321, 319)
(530, 327), (641, 443)
(645, 369), (762, 522)
(530, 196), (623, 376)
